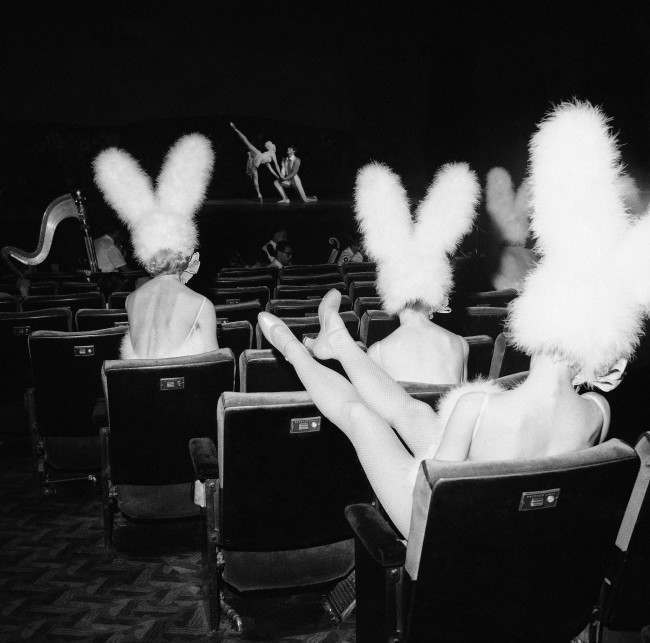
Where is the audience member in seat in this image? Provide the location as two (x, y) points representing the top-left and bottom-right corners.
(355, 161), (480, 385)
(94, 133), (217, 359)
(259, 101), (650, 538)
(337, 233), (364, 266)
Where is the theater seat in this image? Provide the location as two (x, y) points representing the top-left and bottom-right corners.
(0, 308), (72, 440)
(108, 291), (130, 309)
(267, 295), (352, 316)
(353, 296), (383, 319)
(343, 271), (376, 288)
(218, 266), (278, 280)
(461, 306), (508, 339)
(278, 272), (342, 285)
(359, 310), (399, 346)
(466, 334), (494, 379)
(218, 320), (253, 360)
(347, 439), (638, 643)
(349, 281), (378, 300)
(0, 292), (17, 312)
(274, 282), (347, 300)
(26, 326), (126, 493)
(58, 281), (101, 294)
(281, 263), (341, 276)
(28, 281), (58, 295)
(214, 300), (261, 327)
(101, 350), (235, 549)
(214, 274), (275, 290)
(189, 390), (372, 632)
(255, 311), (359, 349)
(466, 288), (518, 307)
(22, 292), (105, 315)
(594, 432), (650, 641)
(208, 285), (270, 308)
(489, 332), (531, 379)
(340, 261), (376, 274)
(75, 308), (128, 331)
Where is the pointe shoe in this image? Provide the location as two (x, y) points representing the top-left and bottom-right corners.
(257, 312), (298, 355)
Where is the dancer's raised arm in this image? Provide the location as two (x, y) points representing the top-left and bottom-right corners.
(230, 122), (260, 155)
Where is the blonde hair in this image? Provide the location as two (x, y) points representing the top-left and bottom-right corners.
(144, 249), (191, 276)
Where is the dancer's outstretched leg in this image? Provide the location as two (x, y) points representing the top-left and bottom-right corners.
(258, 311), (419, 536)
(292, 175), (317, 202)
(304, 290), (441, 457)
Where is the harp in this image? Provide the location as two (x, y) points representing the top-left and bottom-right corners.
(2, 190), (99, 277)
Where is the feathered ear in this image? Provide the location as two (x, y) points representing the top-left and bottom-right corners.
(486, 167), (529, 245)
(354, 162), (412, 263)
(414, 163), (480, 255)
(528, 100), (628, 258)
(156, 133), (214, 216)
(93, 148), (155, 226)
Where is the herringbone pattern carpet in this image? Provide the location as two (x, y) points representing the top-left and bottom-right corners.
(0, 446), (355, 641)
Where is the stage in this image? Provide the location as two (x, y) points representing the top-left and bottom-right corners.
(197, 199), (357, 270)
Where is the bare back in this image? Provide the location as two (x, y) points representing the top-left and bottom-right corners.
(367, 322), (468, 385)
(124, 275), (218, 359)
(437, 385), (609, 463)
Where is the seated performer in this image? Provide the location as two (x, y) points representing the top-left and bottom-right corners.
(94, 133), (218, 359)
(274, 146), (317, 204)
(485, 166), (537, 291)
(258, 101), (650, 537)
(230, 122), (281, 203)
(356, 162), (480, 384)
(94, 229), (129, 272)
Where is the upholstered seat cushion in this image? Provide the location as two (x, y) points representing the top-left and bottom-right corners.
(117, 483), (200, 520)
(223, 539), (354, 592)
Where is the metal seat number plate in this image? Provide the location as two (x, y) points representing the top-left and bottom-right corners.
(519, 488), (560, 511)
(160, 376), (185, 391)
(74, 345), (95, 357)
(291, 416), (321, 434)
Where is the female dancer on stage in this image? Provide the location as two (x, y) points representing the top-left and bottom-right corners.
(258, 101), (650, 538)
(94, 133), (218, 359)
(230, 122), (282, 202)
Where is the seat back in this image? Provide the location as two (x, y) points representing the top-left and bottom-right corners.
(217, 391), (372, 549)
(404, 440), (639, 642)
(349, 281), (378, 300)
(214, 274), (275, 290)
(29, 327), (126, 438)
(359, 310), (399, 346)
(22, 292), (105, 315)
(489, 332), (531, 379)
(208, 286), (270, 307)
(218, 267), (278, 279)
(278, 272), (342, 285)
(343, 271), (376, 287)
(103, 350), (235, 485)
(466, 288), (518, 307)
(281, 263), (340, 276)
(255, 311), (359, 349)
(353, 296), (383, 319)
(274, 282), (347, 300)
(28, 281), (58, 295)
(218, 321), (253, 359)
(602, 432), (650, 631)
(0, 293), (17, 312)
(213, 300), (261, 327)
(267, 295), (352, 316)
(466, 335), (494, 379)
(461, 306), (508, 339)
(0, 308), (72, 397)
(107, 291), (131, 309)
(75, 308), (128, 331)
(59, 281), (101, 294)
(340, 261), (376, 274)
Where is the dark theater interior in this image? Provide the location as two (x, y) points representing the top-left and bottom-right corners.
(2, 6), (650, 641)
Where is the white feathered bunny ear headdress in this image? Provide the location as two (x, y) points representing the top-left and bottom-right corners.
(354, 162), (480, 315)
(93, 133), (214, 266)
(485, 166), (531, 246)
(508, 100), (650, 384)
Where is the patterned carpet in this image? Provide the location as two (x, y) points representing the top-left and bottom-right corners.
(0, 442), (355, 642)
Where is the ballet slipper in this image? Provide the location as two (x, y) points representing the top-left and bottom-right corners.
(303, 289), (348, 360)
(257, 312), (300, 357)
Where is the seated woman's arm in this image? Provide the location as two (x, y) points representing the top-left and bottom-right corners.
(198, 299), (219, 351)
(432, 392), (483, 461)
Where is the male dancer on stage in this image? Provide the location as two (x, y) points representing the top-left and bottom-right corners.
(274, 146), (318, 204)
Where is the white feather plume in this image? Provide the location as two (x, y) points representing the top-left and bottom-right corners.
(354, 162), (479, 314)
(485, 167), (530, 245)
(94, 134), (214, 266)
(509, 100), (650, 384)
(436, 379), (505, 431)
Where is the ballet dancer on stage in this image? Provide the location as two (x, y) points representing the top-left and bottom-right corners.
(274, 146), (318, 204)
(230, 122), (282, 203)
